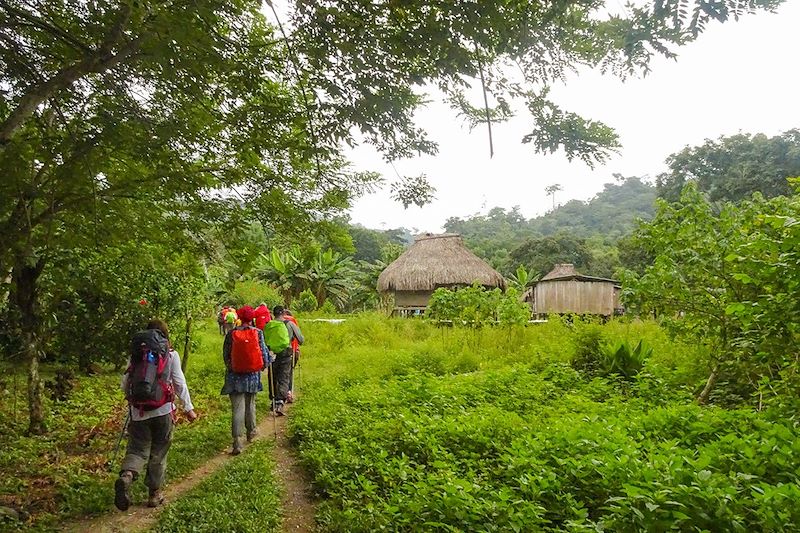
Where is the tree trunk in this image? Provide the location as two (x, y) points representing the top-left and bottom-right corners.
(696, 361), (721, 405)
(26, 339), (45, 434)
(181, 314), (192, 373)
(11, 255), (47, 434)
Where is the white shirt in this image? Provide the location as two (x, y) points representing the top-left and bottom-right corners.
(121, 350), (194, 421)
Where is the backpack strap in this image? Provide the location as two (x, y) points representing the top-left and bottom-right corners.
(281, 319), (296, 341)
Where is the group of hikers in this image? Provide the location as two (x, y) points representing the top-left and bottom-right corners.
(113, 304), (304, 511)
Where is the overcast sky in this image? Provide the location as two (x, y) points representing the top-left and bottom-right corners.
(344, 2), (800, 233)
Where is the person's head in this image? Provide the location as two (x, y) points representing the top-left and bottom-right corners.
(272, 305), (286, 318)
(147, 319), (170, 340)
(237, 305), (256, 325)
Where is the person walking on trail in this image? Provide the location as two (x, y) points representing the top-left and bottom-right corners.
(115, 319), (198, 511)
(223, 307), (238, 335)
(218, 306), (232, 335)
(283, 308), (301, 403)
(254, 302), (271, 330)
(221, 305), (271, 455)
(263, 306), (304, 415)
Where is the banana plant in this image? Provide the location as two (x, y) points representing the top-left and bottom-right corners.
(506, 265), (538, 292)
(299, 249), (355, 308)
(255, 247), (304, 306)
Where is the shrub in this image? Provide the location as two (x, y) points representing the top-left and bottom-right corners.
(318, 300), (337, 315)
(570, 322), (605, 375)
(224, 280), (282, 308)
(599, 339), (652, 380)
(426, 284), (529, 325)
(295, 289), (318, 312)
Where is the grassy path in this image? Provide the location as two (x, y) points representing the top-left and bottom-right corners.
(60, 398), (319, 533)
(2, 319), (320, 532)
(60, 404), (279, 533)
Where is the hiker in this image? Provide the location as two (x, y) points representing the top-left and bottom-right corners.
(223, 307), (237, 335)
(115, 319), (197, 511)
(221, 305), (271, 455)
(263, 306), (304, 415)
(217, 306), (229, 335)
(254, 302), (271, 330)
(283, 308), (301, 403)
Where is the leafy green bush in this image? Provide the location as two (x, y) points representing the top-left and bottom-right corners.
(294, 289), (318, 312)
(570, 322), (604, 375)
(426, 284), (529, 325)
(290, 316), (799, 532)
(599, 339), (652, 379)
(318, 300), (337, 315)
(224, 280), (282, 308)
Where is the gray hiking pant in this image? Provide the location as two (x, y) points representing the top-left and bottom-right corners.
(120, 413), (174, 491)
(268, 349), (293, 403)
(230, 392), (257, 439)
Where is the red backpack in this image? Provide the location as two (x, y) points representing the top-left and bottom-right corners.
(230, 328), (263, 373)
(127, 329), (174, 413)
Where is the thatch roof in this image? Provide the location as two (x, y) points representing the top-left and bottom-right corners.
(377, 233), (506, 292)
(540, 263), (618, 284)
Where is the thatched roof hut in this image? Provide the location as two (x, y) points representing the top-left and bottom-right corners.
(377, 233), (505, 313)
(524, 263), (622, 316)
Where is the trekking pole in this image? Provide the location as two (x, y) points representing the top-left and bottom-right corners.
(268, 360), (278, 440)
(109, 409), (131, 472)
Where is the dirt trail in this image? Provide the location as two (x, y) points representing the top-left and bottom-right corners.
(61, 406), (316, 533)
(271, 410), (317, 532)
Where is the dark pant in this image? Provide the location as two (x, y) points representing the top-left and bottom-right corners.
(268, 349), (293, 403)
(120, 413), (174, 491)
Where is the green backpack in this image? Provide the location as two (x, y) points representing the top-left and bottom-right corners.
(262, 320), (291, 353)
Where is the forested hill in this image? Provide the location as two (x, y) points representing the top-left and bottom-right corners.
(528, 177), (656, 238)
(441, 177), (656, 274)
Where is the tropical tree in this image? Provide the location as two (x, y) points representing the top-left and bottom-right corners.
(300, 249), (356, 308)
(656, 130), (800, 203)
(509, 234), (594, 278)
(349, 243), (405, 312)
(545, 184), (563, 210)
(622, 182), (800, 405)
(255, 248), (306, 307)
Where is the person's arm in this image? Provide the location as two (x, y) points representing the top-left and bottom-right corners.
(120, 372), (129, 393)
(257, 329), (271, 368)
(288, 322), (304, 345)
(222, 330), (233, 370)
(169, 351), (197, 420)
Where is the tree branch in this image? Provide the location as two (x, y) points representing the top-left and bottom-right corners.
(0, 0), (92, 53)
(0, 4), (142, 145)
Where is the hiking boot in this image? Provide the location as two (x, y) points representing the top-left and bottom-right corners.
(286, 391), (295, 404)
(246, 430), (258, 443)
(231, 438), (243, 455)
(275, 401), (285, 416)
(147, 489), (165, 508)
(114, 471), (133, 511)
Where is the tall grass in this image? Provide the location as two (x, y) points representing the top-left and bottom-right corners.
(289, 314), (799, 532)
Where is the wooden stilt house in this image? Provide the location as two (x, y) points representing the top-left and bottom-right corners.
(524, 263), (622, 317)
